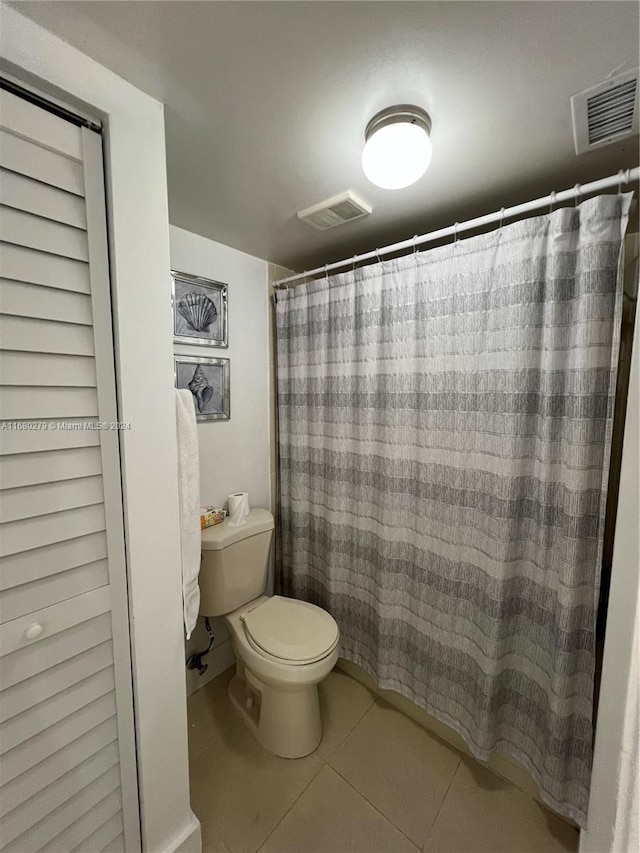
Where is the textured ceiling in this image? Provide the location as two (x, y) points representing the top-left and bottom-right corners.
(6, 1), (640, 270)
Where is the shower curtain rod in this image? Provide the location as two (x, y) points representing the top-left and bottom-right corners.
(273, 166), (639, 288)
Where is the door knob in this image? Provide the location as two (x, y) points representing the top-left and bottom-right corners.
(24, 623), (44, 641)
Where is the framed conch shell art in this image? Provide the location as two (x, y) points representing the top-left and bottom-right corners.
(175, 355), (230, 421)
(172, 270), (228, 348)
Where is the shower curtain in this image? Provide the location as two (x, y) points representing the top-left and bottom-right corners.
(275, 193), (631, 826)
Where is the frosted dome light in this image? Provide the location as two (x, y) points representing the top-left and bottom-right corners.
(362, 105), (432, 190)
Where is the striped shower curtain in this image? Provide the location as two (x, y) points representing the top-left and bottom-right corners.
(275, 194), (631, 826)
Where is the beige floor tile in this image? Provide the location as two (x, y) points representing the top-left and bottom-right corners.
(422, 759), (579, 853)
(260, 765), (419, 853)
(190, 722), (324, 853)
(315, 669), (376, 758)
(187, 667), (239, 762)
(330, 699), (460, 846)
(200, 818), (233, 853)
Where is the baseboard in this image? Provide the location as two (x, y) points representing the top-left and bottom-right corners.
(186, 638), (235, 695)
(159, 811), (201, 853)
(336, 658), (543, 801)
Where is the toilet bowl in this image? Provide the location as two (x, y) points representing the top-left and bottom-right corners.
(224, 595), (339, 757)
(199, 509), (340, 758)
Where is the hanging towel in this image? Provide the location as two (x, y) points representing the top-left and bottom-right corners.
(175, 389), (201, 639)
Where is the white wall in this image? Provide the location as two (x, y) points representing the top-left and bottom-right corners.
(581, 240), (640, 853)
(0, 8), (199, 853)
(170, 226), (271, 693)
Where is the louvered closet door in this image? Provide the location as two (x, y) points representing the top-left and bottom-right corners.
(0, 86), (140, 853)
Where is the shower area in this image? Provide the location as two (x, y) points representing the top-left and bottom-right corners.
(272, 183), (638, 830)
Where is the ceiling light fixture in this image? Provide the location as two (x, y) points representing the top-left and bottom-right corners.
(362, 105), (433, 190)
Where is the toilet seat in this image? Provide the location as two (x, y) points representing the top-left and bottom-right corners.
(241, 595), (339, 665)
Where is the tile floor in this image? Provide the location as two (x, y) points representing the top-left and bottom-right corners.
(188, 667), (579, 853)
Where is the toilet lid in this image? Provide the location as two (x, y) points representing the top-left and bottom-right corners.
(241, 596), (339, 663)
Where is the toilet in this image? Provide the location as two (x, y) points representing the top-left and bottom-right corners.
(199, 508), (340, 758)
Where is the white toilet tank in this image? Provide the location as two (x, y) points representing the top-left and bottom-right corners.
(199, 508), (274, 617)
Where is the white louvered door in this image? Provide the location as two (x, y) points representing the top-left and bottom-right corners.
(0, 85), (140, 852)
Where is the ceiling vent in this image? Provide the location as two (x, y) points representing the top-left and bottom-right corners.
(297, 190), (372, 230)
(571, 69), (639, 154)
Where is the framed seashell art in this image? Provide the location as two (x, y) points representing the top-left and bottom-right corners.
(172, 270), (228, 347)
(175, 355), (230, 421)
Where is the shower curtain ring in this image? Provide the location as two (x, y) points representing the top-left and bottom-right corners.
(376, 248), (382, 264)
(453, 222), (459, 245)
(574, 184), (581, 207)
(499, 207), (506, 229)
(619, 168), (631, 194)
(549, 191), (557, 216)
(324, 264), (329, 280)
(352, 255), (357, 273)
(413, 235), (419, 255)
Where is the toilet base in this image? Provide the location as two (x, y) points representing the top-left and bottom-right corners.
(228, 665), (322, 759)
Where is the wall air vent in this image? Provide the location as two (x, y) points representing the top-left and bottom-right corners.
(297, 190), (372, 230)
(571, 69), (639, 154)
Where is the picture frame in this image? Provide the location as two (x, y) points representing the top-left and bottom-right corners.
(172, 270), (228, 348)
(175, 355), (230, 421)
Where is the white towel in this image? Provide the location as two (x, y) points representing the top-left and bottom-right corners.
(175, 389), (201, 639)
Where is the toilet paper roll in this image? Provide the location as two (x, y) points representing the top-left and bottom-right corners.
(228, 492), (250, 526)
